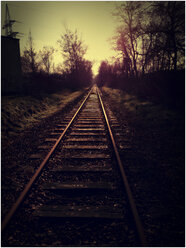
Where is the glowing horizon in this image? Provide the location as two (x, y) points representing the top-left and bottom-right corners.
(1, 1), (120, 75)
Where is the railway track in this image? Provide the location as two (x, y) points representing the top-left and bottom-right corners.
(2, 85), (147, 246)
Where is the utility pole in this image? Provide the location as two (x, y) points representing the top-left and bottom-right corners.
(2, 4), (19, 38)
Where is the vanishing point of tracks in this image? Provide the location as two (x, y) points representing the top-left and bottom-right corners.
(2, 85), (147, 246)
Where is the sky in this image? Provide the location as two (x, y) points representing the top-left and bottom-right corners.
(1, 1), (120, 75)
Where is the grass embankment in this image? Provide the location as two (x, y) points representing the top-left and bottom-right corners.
(2, 89), (85, 139)
(102, 87), (184, 166)
(102, 87), (184, 246)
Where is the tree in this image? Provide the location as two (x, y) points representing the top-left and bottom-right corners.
(21, 30), (39, 74)
(39, 46), (55, 74)
(113, 2), (144, 78)
(97, 61), (111, 87)
(79, 59), (93, 86)
(58, 27), (92, 86)
(112, 2), (184, 74)
(150, 1), (185, 71)
(58, 28), (87, 73)
(115, 29), (132, 77)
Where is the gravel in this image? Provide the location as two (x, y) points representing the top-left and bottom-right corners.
(2, 88), (139, 247)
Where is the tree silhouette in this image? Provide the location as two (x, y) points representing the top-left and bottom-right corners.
(112, 2), (184, 75)
(21, 30), (39, 74)
(113, 2), (143, 78)
(58, 28), (87, 73)
(149, 2), (185, 71)
(58, 27), (92, 87)
(39, 46), (55, 74)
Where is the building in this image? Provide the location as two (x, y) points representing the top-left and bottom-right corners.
(1, 35), (22, 93)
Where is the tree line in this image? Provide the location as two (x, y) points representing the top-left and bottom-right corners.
(21, 28), (93, 94)
(96, 2), (184, 109)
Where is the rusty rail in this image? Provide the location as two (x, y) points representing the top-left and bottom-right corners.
(2, 88), (92, 232)
(97, 86), (148, 246)
(2, 85), (147, 247)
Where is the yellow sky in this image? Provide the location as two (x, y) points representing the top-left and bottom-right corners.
(1, 1), (120, 75)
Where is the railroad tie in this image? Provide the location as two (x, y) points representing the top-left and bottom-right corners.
(34, 205), (124, 219)
(51, 166), (112, 173)
(42, 182), (115, 191)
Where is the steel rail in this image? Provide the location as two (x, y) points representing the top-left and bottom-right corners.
(97, 86), (148, 247)
(2, 88), (92, 232)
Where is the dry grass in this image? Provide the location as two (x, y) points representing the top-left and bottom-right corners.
(102, 86), (185, 246)
(2, 90), (84, 138)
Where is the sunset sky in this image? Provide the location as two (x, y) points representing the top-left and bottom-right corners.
(1, 1), (120, 75)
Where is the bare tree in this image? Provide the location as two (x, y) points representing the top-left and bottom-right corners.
(21, 30), (38, 74)
(141, 1), (185, 72)
(155, 1), (184, 71)
(112, 1), (184, 75)
(39, 46), (55, 74)
(113, 2), (145, 78)
(57, 27), (92, 86)
(58, 27), (87, 73)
